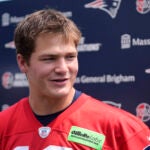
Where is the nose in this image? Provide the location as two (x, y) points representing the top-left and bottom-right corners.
(54, 58), (68, 74)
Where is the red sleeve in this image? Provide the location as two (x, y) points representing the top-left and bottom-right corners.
(122, 127), (150, 150)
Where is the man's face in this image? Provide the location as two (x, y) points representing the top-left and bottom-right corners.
(18, 34), (78, 99)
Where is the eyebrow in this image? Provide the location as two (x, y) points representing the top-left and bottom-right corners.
(38, 52), (78, 58)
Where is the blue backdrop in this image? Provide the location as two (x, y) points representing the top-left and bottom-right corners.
(0, 0), (150, 127)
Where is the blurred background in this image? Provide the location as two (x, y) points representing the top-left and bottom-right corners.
(0, 0), (150, 127)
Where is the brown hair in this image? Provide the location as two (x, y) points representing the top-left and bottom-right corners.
(14, 9), (81, 64)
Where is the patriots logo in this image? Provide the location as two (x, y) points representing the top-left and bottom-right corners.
(84, 0), (122, 18)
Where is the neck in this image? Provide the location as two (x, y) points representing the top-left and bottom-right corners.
(29, 88), (75, 116)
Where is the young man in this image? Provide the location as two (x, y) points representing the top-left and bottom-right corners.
(0, 9), (149, 150)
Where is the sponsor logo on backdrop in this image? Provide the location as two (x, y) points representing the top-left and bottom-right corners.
(136, 103), (150, 122)
(2, 72), (14, 89)
(121, 34), (131, 49)
(136, 0), (150, 14)
(5, 41), (15, 49)
(103, 101), (122, 108)
(1, 104), (9, 111)
(84, 0), (122, 18)
(62, 11), (72, 18)
(77, 37), (102, 52)
(5, 37), (102, 53)
(121, 34), (150, 49)
(1, 11), (72, 27)
(75, 74), (135, 84)
(0, 0), (11, 2)
(2, 72), (28, 89)
(145, 68), (150, 74)
(1, 13), (25, 27)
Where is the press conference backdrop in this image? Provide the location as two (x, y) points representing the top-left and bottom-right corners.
(0, 0), (150, 127)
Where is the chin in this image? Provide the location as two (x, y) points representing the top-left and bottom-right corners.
(53, 88), (73, 97)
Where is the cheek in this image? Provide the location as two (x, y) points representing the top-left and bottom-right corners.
(71, 62), (78, 76)
(29, 65), (48, 78)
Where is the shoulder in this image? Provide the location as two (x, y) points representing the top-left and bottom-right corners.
(78, 93), (149, 134)
(76, 93), (150, 148)
(0, 97), (28, 128)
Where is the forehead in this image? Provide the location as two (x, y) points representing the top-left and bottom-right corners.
(36, 33), (75, 46)
(34, 33), (77, 54)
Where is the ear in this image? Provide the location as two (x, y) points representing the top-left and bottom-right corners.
(17, 54), (28, 73)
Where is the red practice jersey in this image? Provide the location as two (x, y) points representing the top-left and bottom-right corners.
(0, 93), (150, 150)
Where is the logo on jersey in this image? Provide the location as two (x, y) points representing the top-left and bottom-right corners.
(68, 126), (105, 149)
(14, 145), (72, 150)
(136, 103), (150, 122)
(136, 0), (150, 14)
(38, 127), (51, 138)
(84, 0), (122, 18)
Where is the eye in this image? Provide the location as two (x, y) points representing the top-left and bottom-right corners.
(40, 56), (56, 62)
(39, 54), (59, 63)
(66, 54), (77, 60)
(43, 57), (55, 60)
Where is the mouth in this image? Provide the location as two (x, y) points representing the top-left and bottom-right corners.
(51, 78), (68, 85)
(53, 79), (67, 82)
